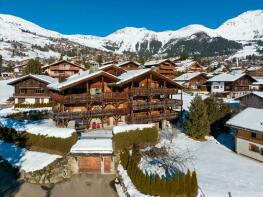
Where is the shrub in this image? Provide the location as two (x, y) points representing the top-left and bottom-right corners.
(15, 102), (54, 109)
(112, 127), (158, 151)
(0, 127), (77, 155)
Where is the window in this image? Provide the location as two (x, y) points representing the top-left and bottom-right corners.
(20, 89), (27, 94)
(18, 98), (25, 104)
(251, 132), (257, 138)
(213, 86), (219, 89)
(249, 143), (259, 153)
(35, 89), (44, 94)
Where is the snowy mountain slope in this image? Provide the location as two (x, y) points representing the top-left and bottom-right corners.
(0, 10), (263, 61)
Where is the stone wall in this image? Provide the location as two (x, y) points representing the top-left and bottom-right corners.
(22, 156), (78, 185)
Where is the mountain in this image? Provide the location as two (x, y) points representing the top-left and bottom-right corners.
(0, 10), (263, 62)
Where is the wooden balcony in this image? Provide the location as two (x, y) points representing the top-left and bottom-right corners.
(129, 88), (178, 96)
(127, 112), (178, 123)
(132, 99), (182, 111)
(51, 92), (128, 104)
(52, 108), (129, 120)
(13, 93), (50, 97)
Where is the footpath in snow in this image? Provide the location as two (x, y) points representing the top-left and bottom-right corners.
(0, 140), (61, 172)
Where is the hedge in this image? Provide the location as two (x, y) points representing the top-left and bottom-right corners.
(112, 127), (158, 151)
(15, 103), (54, 108)
(120, 148), (198, 197)
(0, 127), (77, 155)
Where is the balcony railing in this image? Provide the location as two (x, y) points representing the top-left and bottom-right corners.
(129, 88), (178, 96)
(132, 99), (182, 111)
(52, 108), (129, 120)
(51, 92), (128, 104)
(127, 112), (178, 123)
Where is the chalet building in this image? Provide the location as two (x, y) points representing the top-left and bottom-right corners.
(8, 74), (57, 104)
(235, 92), (263, 109)
(174, 72), (208, 90)
(226, 108), (263, 162)
(48, 68), (183, 130)
(99, 64), (126, 76)
(175, 60), (206, 73)
(247, 66), (263, 77)
(115, 61), (141, 71)
(42, 60), (86, 79)
(250, 79), (263, 91)
(70, 131), (115, 174)
(207, 73), (256, 98)
(14, 64), (27, 76)
(144, 59), (177, 79)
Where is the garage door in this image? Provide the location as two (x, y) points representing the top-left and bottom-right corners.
(78, 156), (101, 173)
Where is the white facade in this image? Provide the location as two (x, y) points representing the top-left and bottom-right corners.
(236, 137), (263, 162)
(211, 82), (225, 93)
(15, 97), (50, 104)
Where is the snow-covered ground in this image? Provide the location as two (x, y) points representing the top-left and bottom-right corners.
(113, 124), (154, 135)
(0, 79), (14, 104)
(0, 140), (61, 172)
(141, 132), (263, 197)
(0, 107), (52, 117)
(0, 118), (75, 138)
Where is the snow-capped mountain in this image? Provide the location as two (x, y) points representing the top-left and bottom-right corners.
(0, 10), (263, 61)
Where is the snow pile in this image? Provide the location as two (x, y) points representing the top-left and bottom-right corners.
(0, 118), (75, 138)
(113, 124), (154, 135)
(141, 132), (263, 197)
(0, 140), (61, 172)
(0, 79), (14, 104)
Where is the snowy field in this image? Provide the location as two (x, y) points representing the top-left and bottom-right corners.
(0, 79), (14, 104)
(141, 132), (263, 197)
(0, 107), (52, 117)
(0, 140), (61, 172)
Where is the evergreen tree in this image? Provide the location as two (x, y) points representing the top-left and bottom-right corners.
(185, 169), (192, 197)
(24, 59), (42, 75)
(6, 63), (14, 72)
(184, 95), (210, 139)
(205, 96), (220, 125)
(96, 55), (103, 65)
(191, 170), (198, 197)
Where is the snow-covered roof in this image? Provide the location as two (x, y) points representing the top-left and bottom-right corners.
(113, 124), (154, 135)
(81, 130), (113, 139)
(235, 91), (263, 100)
(70, 138), (113, 154)
(144, 59), (170, 67)
(253, 78), (263, 85)
(174, 72), (203, 81)
(207, 73), (247, 82)
(116, 69), (151, 85)
(226, 108), (263, 133)
(48, 70), (118, 91)
(116, 61), (141, 67)
(42, 60), (85, 69)
(99, 63), (126, 72)
(8, 74), (58, 85)
(247, 66), (262, 72)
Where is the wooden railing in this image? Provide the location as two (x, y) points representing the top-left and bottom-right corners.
(127, 112), (178, 123)
(132, 99), (182, 110)
(236, 133), (263, 145)
(13, 93), (50, 97)
(129, 88), (178, 96)
(52, 108), (129, 120)
(51, 92), (128, 104)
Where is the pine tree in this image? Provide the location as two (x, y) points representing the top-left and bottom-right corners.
(185, 169), (192, 197)
(205, 96), (220, 125)
(24, 59), (42, 75)
(191, 170), (198, 197)
(184, 95), (210, 139)
(96, 55), (103, 65)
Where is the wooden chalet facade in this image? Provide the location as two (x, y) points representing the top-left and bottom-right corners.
(247, 66), (263, 77)
(115, 61), (141, 71)
(207, 73), (256, 98)
(42, 60), (85, 79)
(175, 60), (206, 73)
(235, 92), (263, 109)
(48, 69), (183, 130)
(99, 64), (126, 76)
(174, 72), (208, 90)
(226, 108), (263, 162)
(144, 59), (177, 79)
(8, 74), (57, 104)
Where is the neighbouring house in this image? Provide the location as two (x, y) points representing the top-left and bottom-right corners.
(144, 59), (177, 79)
(250, 79), (263, 91)
(207, 73), (256, 98)
(226, 108), (263, 162)
(99, 64), (127, 76)
(8, 74), (57, 105)
(247, 66), (263, 77)
(235, 92), (263, 109)
(70, 130), (115, 174)
(42, 60), (86, 79)
(115, 61), (141, 71)
(1, 72), (14, 78)
(48, 68), (183, 130)
(174, 72), (208, 90)
(14, 64), (27, 76)
(175, 59), (206, 73)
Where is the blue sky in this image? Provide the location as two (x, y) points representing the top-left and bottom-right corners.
(0, 0), (263, 36)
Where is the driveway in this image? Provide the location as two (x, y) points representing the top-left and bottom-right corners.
(2, 173), (118, 197)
